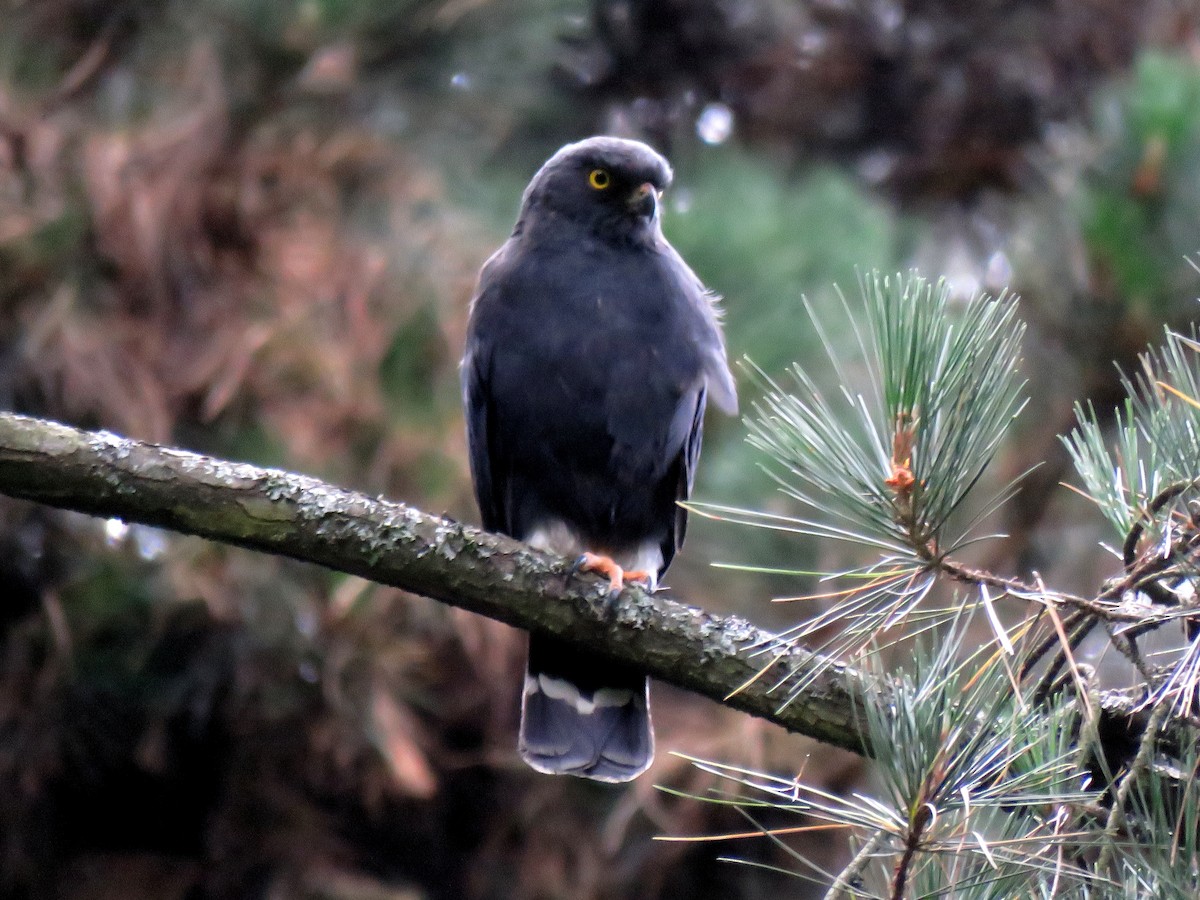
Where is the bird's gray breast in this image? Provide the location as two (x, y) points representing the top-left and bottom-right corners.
(471, 239), (694, 531)
(512, 240), (704, 459)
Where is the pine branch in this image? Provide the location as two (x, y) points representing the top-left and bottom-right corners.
(0, 411), (1175, 761)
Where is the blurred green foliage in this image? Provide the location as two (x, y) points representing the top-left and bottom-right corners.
(660, 152), (908, 611)
(1082, 52), (1200, 323)
(669, 152), (904, 377)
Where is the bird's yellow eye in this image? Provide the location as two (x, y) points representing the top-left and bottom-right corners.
(588, 169), (611, 190)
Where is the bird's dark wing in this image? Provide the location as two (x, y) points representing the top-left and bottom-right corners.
(462, 248), (515, 537)
(669, 384), (707, 559)
(462, 341), (505, 534)
(659, 239), (737, 416)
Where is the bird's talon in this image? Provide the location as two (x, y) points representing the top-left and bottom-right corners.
(623, 569), (652, 586)
(602, 587), (623, 618)
(576, 551), (626, 594)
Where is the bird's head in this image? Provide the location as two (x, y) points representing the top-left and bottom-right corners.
(518, 137), (673, 241)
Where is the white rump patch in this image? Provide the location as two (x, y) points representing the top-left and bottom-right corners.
(525, 674), (635, 715)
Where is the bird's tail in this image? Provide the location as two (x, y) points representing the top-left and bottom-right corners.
(519, 634), (653, 782)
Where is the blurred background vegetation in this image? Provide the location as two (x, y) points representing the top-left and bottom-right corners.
(0, 2), (1198, 898)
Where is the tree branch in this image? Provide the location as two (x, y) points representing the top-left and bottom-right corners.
(0, 412), (1169, 761)
(0, 412), (876, 752)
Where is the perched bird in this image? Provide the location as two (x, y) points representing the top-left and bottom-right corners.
(462, 136), (736, 782)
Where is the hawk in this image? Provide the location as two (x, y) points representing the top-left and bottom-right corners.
(462, 136), (736, 781)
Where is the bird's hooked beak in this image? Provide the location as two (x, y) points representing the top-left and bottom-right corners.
(628, 182), (660, 219)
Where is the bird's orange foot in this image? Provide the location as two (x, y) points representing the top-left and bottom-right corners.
(622, 569), (653, 586)
(574, 554), (655, 618)
(576, 552), (627, 594)
(574, 554), (655, 617)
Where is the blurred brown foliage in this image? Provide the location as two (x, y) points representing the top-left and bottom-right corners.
(0, 0), (1197, 898)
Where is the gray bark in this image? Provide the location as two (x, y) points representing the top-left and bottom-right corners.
(0, 412), (1153, 757)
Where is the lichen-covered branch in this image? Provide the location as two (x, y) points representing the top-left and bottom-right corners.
(0, 412), (876, 753)
(0, 412), (1170, 760)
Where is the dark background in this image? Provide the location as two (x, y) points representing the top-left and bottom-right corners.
(0, 2), (1198, 897)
